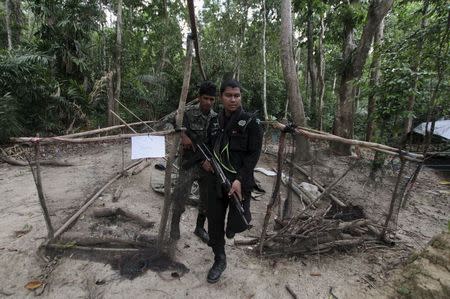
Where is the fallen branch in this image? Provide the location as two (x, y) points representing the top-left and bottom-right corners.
(132, 159), (152, 175)
(285, 284), (298, 299)
(45, 243), (141, 253)
(1, 155), (73, 167)
(280, 172), (314, 206)
(113, 184), (124, 202)
(265, 238), (366, 257)
(124, 160), (143, 176)
(234, 237), (259, 246)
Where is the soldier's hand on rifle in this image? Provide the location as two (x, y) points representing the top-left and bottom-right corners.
(181, 132), (194, 151)
(228, 179), (242, 201)
(201, 160), (214, 173)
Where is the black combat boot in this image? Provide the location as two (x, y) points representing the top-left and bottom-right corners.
(194, 213), (209, 243)
(225, 227), (235, 239)
(170, 212), (181, 240)
(207, 252), (227, 283)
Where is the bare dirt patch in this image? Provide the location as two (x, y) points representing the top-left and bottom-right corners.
(0, 142), (448, 298)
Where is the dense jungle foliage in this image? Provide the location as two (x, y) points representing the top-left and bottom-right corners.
(0, 0), (448, 146)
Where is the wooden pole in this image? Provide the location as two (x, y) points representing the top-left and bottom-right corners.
(11, 130), (178, 144)
(60, 121), (157, 139)
(283, 141), (295, 219)
(264, 121), (423, 161)
(259, 130), (287, 254)
(381, 157), (406, 239)
(30, 136), (54, 239)
(121, 128), (125, 172)
(157, 36), (194, 251)
(115, 99), (154, 131)
(46, 243), (141, 253)
(187, 0), (207, 80)
(110, 110), (138, 133)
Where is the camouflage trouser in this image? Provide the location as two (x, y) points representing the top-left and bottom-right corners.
(171, 164), (208, 216)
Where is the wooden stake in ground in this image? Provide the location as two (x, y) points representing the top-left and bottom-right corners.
(29, 136), (54, 239)
(259, 130), (287, 254)
(157, 36), (194, 251)
(381, 157), (406, 239)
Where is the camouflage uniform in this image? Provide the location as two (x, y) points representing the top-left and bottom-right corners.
(171, 104), (217, 219)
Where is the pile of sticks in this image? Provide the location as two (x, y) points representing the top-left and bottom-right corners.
(257, 123), (398, 257)
(260, 210), (383, 257)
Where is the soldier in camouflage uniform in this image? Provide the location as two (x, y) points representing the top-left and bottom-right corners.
(169, 81), (217, 243)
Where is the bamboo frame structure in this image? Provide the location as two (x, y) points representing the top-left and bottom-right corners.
(11, 129), (179, 144)
(157, 35), (194, 251)
(60, 120), (157, 138)
(7, 48), (425, 260)
(263, 121), (424, 162)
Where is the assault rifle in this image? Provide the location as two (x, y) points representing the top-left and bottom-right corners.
(195, 142), (250, 231)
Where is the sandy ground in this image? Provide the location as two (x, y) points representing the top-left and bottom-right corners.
(0, 142), (448, 299)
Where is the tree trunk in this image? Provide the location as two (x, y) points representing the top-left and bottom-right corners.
(332, 12), (356, 154)
(158, 37), (194, 249)
(332, 0), (393, 155)
(332, 73), (337, 96)
(112, 0), (123, 126)
(307, 0), (318, 127)
(316, 12), (326, 131)
(156, 0), (168, 120)
(366, 18), (385, 142)
(187, 0), (207, 80)
(404, 0), (429, 135)
(106, 71), (115, 126)
(280, 0), (311, 161)
(233, 2), (249, 80)
(5, 0), (13, 50)
(262, 0), (268, 120)
(158, 0), (168, 73)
